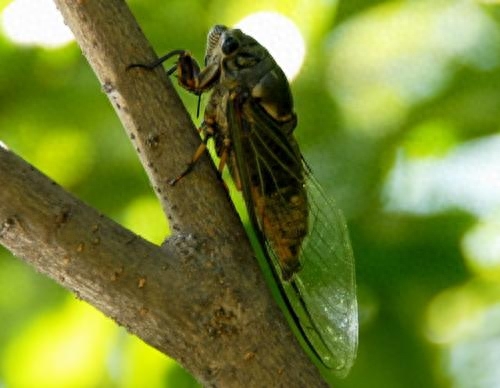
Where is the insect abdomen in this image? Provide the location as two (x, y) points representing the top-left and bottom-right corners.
(254, 183), (308, 280)
(243, 122), (308, 280)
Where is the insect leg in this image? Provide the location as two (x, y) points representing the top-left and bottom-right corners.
(126, 49), (186, 71)
(218, 144), (229, 174)
(167, 142), (206, 186)
(127, 50), (209, 96)
(168, 135), (210, 186)
(215, 138), (239, 193)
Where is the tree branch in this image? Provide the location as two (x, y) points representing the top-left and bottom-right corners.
(0, 0), (329, 386)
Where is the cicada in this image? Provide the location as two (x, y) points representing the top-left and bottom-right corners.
(130, 25), (358, 376)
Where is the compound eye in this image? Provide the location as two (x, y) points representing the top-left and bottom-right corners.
(222, 36), (239, 55)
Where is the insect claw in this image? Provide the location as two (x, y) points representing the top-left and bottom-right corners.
(168, 162), (195, 186)
(126, 62), (150, 71)
(168, 177), (180, 186)
(168, 172), (186, 186)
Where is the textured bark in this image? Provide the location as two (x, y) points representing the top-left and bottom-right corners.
(0, 0), (329, 387)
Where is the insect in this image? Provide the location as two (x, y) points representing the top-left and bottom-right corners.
(129, 25), (358, 376)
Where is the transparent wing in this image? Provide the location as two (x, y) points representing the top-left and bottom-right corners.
(287, 172), (358, 375)
(228, 94), (358, 376)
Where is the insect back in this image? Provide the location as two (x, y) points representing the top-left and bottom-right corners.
(130, 24), (358, 376)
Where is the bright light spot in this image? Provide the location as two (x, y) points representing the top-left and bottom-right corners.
(236, 12), (306, 81)
(0, 141), (9, 150)
(383, 134), (500, 216)
(426, 284), (500, 388)
(463, 215), (500, 275)
(1, 0), (74, 48)
(2, 299), (116, 387)
(426, 284), (484, 345)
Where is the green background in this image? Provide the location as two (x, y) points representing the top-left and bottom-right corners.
(1, 0), (500, 387)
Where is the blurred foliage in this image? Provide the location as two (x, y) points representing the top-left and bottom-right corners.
(1, 0), (500, 387)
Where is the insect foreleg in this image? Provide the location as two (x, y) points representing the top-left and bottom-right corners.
(127, 50), (218, 95)
(127, 49), (186, 71)
(176, 52), (220, 94)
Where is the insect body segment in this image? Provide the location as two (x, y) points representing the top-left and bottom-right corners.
(130, 24), (358, 375)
